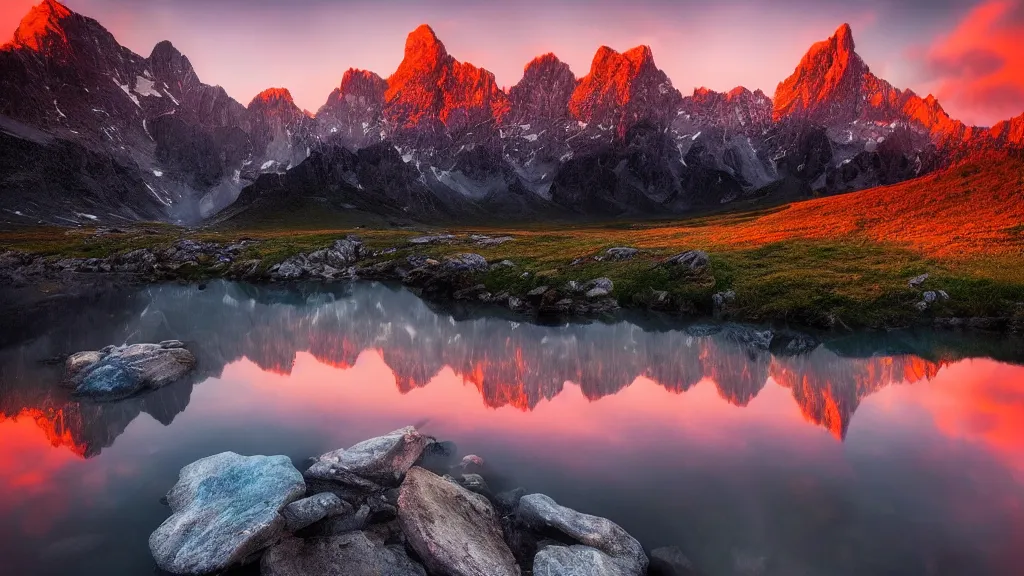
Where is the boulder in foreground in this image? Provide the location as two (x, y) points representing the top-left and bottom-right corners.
(64, 341), (195, 400)
(261, 532), (426, 576)
(399, 466), (520, 576)
(518, 493), (648, 575)
(149, 452), (305, 575)
(305, 426), (429, 488)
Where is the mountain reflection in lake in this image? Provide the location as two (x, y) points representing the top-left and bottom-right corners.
(1, 281), (1023, 576)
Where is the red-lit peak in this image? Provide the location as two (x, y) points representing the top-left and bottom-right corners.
(403, 24), (447, 63)
(249, 87), (295, 108)
(7, 0), (73, 51)
(833, 22), (855, 53)
(623, 45), (655, 68)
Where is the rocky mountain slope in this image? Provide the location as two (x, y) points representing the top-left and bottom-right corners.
(0, 1), (1021, 227)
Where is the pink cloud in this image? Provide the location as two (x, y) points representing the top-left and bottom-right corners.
(923, 0), (1024, 126)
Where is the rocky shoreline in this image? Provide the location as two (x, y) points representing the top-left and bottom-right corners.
(2, 234), (1022, 333)
(148, 426), (696, 576)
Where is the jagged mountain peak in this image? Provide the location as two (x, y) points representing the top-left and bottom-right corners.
(401, 24), (447, 66)
(340, 68), (387, 92)
(773, 23), (866, 122)
(6, 0), (74, 51)
(249, 87), (295, 109)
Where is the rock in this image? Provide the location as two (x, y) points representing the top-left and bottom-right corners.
(409, 234), (456, 245)
(534, 544), (641, 576)
(458, 473), (490, 496)
(909, 273), (929, 288)
(64, 343), (196, 400)
(914, 301), (929, 312)
(721, 325), (774, 351)
(270, 260), (305, 280)
(495, 488), (527, 514)
(418, 439), (458, 474)
(527, 286), (550, 298)
(508, 296), (529, 312)
(261, 532), (426, 576)
(770, 332), (819, 355)
(305, 426), (428, 488)
(330, 237), (364, 266)
(149, 453), (306, 575)
(605, 247), (639, 261)
(662, 250), (709, 272)
(518, 494), (647, 575)
(712, 289), (736, 310)
(454, 284), (488, 300)
(584, 277), (614, 299)
(458, 454), (486, 474)
(923, 291), (937, 303)
(228, 259), (262, 279)
(490, 259), (517, 270)
(649, 546), (698, 576)
(563, 280), (582, 293)
(398, 467), (520, 576)
(63, 351), (104, 383)
(442, 253), (489, 274)
(282, 493), (351, 532)
(317, 504), (371, 535)
(476, 236), (515, 246)
(938, 290), (950, 301)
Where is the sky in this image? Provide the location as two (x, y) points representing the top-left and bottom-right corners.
(2, 0), (1022, 126)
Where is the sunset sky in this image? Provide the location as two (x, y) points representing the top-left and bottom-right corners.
(2, 0), (1022, 126)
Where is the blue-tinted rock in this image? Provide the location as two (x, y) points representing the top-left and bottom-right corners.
(149, 452), (305, 575)
(534, 544), (639, 576)
(64, 342), (196, 400)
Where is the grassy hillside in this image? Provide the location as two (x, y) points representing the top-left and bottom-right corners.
(3, 155), (1023, 329)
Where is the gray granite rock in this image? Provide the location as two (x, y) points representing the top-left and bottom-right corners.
(282, 493), (351, 532)
(399, 467), (520, 576)
(534, 544), (640, 576)
(518, 494), (647, 575)
(305, 426), (428, 488)
(261, 532), (426, 576)
(149, 452), (305, 575)
(909, 273), (929, 288)
(409, 234), (456, 245)
(662, 250), (710, 272)
(605, 247), (639, 261)
(64, 342), (196, 400)
(442, 253), (489, 274)
(584, 277), (614, 299)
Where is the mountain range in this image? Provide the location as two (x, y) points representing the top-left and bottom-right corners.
(1, 0), (1021, 226)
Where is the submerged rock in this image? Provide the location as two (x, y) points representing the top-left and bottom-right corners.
(262, 532), (426, 576)
(149, 452), (305, 575)
(398, 467), (520, 576)
(305, 426), (428, 488)
(63, 342), (196, 400)
(649, 546), (698, 576)
(518, 494), (647, 575)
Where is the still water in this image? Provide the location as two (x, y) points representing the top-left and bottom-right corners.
(1, 281), (1023, 576)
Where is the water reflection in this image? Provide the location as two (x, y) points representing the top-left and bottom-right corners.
(0, 281), (1022, 576)
(1, 281), (1019, 458)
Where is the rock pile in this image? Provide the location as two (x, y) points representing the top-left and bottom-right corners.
(148, 426), (681, 576)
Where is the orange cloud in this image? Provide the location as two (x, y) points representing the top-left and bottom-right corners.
(925, 0), (1024, 126)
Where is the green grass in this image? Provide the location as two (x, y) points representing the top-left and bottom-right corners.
(2, 215), (1022, 330)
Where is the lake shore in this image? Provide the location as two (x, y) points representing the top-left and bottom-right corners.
(2, 222), (1023, 333)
